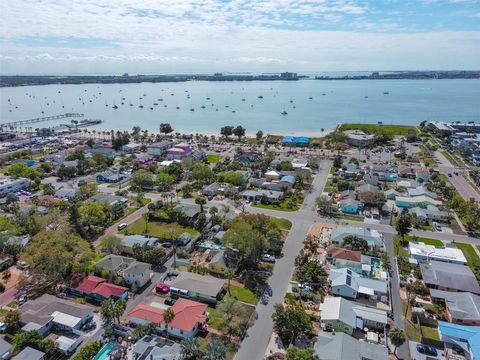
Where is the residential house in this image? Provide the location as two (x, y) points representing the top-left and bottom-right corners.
(291, 158), (309, 169)
(407, 186), (437, 199)
(95, 167), (129, 183)
(438, 321), (480, 360)
(133, 335), (182, 360)
(396, 179), (420, 189)
(90, 193), (129, 207)
(208, 247), (240, 275)
(55, 188), (77, 200)
(430, 289), (480, 325)
(409, 242), (467, 265)
(313, 331), (388, 360)
(94, 255), (152, 290)
(11, 347), (45, 360)
(177, 233), (192, 246)
(397, 165), (430, 183)
(265, 170), (281, 181)
(169, 272), (225, 304)
(338, 190), (357, 201)
(147, 140), (173, 157)
(0, 176), (29, 196)
(121, 235), (158, 255)
(174, 203), (202, 220)
(202, 182), (221, 196)
(122, 142), (141, 153)
(235, 151), (261, 165)
(92, 144), (116, 158)
(356, 184), (379, 204)
(70, 275), (129, 302)
(338, 199), (363, 214)
(0, 338), (11, 360)
(320, 297), (387, 334)
(384, 189), (400, 200)
(242, 189), (284, 202)
(363, 174), (379, 186)
(420, 261), (480, 294)
(410, 205), (451, 223)
(129, 298), (208, 339)
(20, 294), (93, 335)
(395, 195), (441, 208)
(330, 226), (383, 248)
(134, 154), (156, 167)
(329, 268), (388, 303)
(326, 247), (363, 270)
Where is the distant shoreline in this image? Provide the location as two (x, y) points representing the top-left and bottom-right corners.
(1, 71), (480, 87)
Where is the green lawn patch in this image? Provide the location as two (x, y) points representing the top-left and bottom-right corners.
(338, 123), (418, 136)
(421, 325), (440, 340)
(285, 292), (297, 305)
(124, 218), (198, 239)
(456, 243), (480, 265)
(405, 235), (444, 247)
(86, 252), (106, 270)
(440, 150), (461, 167)
(228, 285), (258, 305)
(270, 217), (293, 230)
(405, 320), (421, 342)
(206, 154), (222, 164)
(252, 196), (303, 212)
(338, 214), (364, 222)
(6, 300), (18, 309)
(393, 235), (409, 257)
(206, 307), (223, 330)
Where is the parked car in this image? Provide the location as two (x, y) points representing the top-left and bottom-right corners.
(262, 254), (276, 263)
(434, 223), (442, 232)
(448, 173), (452, 177)
(164, 297), (176, 306)
(0, 322), (6, 332)
(155, 283), (170, 294)
(162, 242), (173, 248)
(18, 295), (27, 305)
(117, 223), (127, 231)
(416, 344), (438, 356)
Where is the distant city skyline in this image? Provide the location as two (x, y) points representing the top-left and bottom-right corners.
(1, 0), (480, 74)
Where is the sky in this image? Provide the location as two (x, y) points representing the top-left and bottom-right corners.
(0, 0), (480, 74)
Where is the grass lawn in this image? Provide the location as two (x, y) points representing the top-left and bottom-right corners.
(285, 292), (297, 305)
(394, 236), (409, 257)
(421, 325), (440, 340)
(206, 154), (222, 164)
(338, 214), (364, 222)
(338, 123), (418, 136)
(324, 179), (336, 193)
(229, 285), (258, 305)
(86, 252), (106, 270)
(455, 243), (480, 265)
(206, 306), (223, 329)
(405, 235), (444, 247)
(440, 150), (461, 167)
(405, 320), (421, 342)
(270, 217), (293, 230)
(0, 309), (10, 318)
(252, 197), (303, 212)
(449, 218), (464, 235)
(124, 218), (198, 239)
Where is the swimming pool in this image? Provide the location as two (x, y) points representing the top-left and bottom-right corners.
(371, 259), (381, 269)
(93, 343), (114, 360)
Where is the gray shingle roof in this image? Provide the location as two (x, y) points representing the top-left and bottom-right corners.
(170, 272), (224, 297)
(12, 346), (45, 360)
(314, 331), (388, 360)
(420, 262), (480, 294)
(430, 289), (480, 321)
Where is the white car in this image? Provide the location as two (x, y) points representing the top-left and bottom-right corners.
(262, 254), (276, 263)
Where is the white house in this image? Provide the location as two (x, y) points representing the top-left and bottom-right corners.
(409, 242), (467, 265)
(0, 176), (29, 197)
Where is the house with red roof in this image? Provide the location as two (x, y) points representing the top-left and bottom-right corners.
(129, 298), (208, 339)
(69, 275), (128, 302)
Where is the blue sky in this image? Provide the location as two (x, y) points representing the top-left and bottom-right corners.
(0, 0), (479, 74)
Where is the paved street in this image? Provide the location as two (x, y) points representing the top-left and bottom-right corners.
(384, 233), (408, 360)
(235, 161), (332, 360)
(434, 150), (480, 202)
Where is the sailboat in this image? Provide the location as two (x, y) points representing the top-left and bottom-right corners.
(281, 108), (288, 115)
(139, 99), (144, 108)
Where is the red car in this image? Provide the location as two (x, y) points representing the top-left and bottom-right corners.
(155, 283), (170, 294)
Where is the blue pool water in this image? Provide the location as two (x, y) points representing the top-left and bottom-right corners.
(93, 343), (114, 360)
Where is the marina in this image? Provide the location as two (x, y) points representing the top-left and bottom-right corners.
(1, 79), (479, 134)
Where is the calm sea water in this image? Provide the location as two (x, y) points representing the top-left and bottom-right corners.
(1, 79), (479, 135)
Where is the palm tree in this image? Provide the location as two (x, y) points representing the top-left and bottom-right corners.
(225, 268), (235, 295)
(388, 328), (405, 359)
(163, 308), (175, 339)
(195, 196), (207, 213)
(181, 338), (201, 360)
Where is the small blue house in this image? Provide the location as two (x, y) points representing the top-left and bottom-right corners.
(339, 199), (363, 214)
(177, 232), (192, 246)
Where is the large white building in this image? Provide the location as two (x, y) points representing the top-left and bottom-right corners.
(0, 176), (29, 197)
(409, 242), (467, 265)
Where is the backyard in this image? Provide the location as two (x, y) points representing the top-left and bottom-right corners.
(206, 154), (222, 164)
(122, 217), (198, 239)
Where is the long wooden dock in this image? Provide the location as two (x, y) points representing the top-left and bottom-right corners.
(1, 113), (84, 128)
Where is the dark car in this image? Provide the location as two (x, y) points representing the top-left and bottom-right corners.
(448, 173), (452, 177)
(164, 297), (176, 306)
(416, 344), (438, 356)
(162, 242), (173, 248)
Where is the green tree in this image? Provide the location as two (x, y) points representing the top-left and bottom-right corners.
(163, 308), (175, 339)
(160, 123), (174, 135)
(4, 309), (21, 333)
(190, 164), (215, 186)
(395, 208), (412, 241)
(78, 203), (107, 236)
(341, 235), (369, 253)
(130, 170), (154, 191)
(133, 323), (156, 338)
(217, 296), (246, 339)
(256, 130), (263, 141)
(100, 235), (122, 255)
(73, 341), (102, 360)
(8, 163), (41, 179)
(225, 268), (236, 295)
(220, 126), (234, 139)
(316, 195), (335, 216)
(12, 330), (57, 355)
(286, 348), (319, 360)
(388, 328), (405, 359)
(296, 261), (328, 291)
(203, 337), (226, 360)
(233, 125), (246, 140)
(195, 196), (207, 213)
(181, 338), (202, 360)
(333, 155), (343, 169)
(272, 303), (312, 346)
(156, 172), (175, 192)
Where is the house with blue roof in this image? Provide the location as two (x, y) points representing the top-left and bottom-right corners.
(339, 199), (363, 215)
(438, 321), (480, 360)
